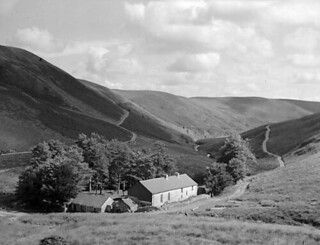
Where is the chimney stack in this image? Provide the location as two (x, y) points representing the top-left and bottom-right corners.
(175, 172), (180, 178)
(165, 174), (168, 180)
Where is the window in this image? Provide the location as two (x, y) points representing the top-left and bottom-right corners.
(168, 192), (170, 201)
(160, 194), (163, 202)
(186, 190), (188, 196)
(192, 186), (194, 191)
(181, 188), (183, 193)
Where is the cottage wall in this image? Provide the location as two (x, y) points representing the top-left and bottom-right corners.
(128, 182), (152, 202)
(151, 185), (198, 207)
(101, 198), (114, 212)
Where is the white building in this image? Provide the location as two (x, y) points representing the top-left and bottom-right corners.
(128, 173), (198, 207)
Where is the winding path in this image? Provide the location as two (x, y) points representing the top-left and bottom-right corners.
(262, 125), (285, 167)
(117, 110), (129, 126)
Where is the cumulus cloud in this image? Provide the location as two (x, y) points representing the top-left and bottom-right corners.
(125, 2), (145, 22)
(288, 54), (320, 67)
(265, 0), (320, 26)
(15, 27), (63, 53)
(125, 1), (273, 57)
(168, 53), (220, 72)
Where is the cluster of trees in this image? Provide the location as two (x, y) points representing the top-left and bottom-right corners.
(205, 134), (256, 196)
(16, 133), (176, 210)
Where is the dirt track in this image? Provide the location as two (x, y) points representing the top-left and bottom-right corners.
(157, 177), (251, 214)
(262, 125), (285, 167)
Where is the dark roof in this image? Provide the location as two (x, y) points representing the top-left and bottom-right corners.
(139, 174), (197, 194)
(71, 192), (114, 208)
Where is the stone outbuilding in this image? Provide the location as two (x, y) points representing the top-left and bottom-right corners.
(128, 173), (198, 207)
(68, 192), (114, 213)
(112, 197), (138, 213)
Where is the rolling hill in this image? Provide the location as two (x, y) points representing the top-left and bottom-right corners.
(115, 91), (320, 140)
(0, 45), (192, 152)
(197, 112), (320, 162)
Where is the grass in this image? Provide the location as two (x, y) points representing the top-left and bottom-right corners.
(194, 150), (320, 227)
(1, 212), (320, 245)
(0, 152), (31, 169)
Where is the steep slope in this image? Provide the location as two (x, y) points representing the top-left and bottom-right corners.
(115, 90), (320, 140)
(0, 45), (191, 151)
(198, 113), (320, 161)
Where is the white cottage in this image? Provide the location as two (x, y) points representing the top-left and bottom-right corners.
(128, 173), (198, 207)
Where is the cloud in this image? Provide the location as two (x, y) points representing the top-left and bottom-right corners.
(125, 1), (273, 57)
(0, 0), (19, 16)
(266, 0), (320, 26)
(15, 27), (63, 53)
(288, 54), (320, 67)
(283, 27), (320, 52)
(125, 2), (145, 22)
(168, 53), (220, 72)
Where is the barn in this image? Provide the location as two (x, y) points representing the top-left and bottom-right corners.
(128, 173), (198, 207)
(68, 192), (114, 213)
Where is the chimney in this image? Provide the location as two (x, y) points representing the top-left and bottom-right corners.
(175, 172), (180, 178)
(165, 174), (168, 180)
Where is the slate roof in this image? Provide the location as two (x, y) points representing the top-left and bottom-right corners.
(140, 174), (197, 194)
(71, 192), (114, 208)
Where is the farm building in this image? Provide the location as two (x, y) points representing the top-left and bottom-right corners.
(128, 173), (198, 207)
(68, 192), (114, 213)
(112, 197), (138, 213)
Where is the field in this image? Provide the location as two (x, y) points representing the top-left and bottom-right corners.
(193, 150), (320, 227)
(1, 212), (320, 245)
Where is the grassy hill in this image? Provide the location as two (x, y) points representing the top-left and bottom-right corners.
(0, 45), (192, 151)
(197, 112), (320, 162)
(195, 150), (320, 228)
(1, 211), (320, 244)
(115, 90), (320, 140)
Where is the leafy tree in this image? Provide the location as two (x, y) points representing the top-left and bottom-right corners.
(217, 134), (255, 182)
(150, 142), (177, 177)
(107, 140), (134, 191)
(30, 140), (67, 166)
(16, 141), (88, 210)
(205, 163), (233, 196)
(76, 133), (109, 190)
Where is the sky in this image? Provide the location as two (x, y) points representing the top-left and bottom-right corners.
(1, 0), (320, 100)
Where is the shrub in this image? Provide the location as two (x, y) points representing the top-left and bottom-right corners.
(39, 236), (68, 245)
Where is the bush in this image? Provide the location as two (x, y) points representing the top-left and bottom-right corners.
(39, 236), (68, 245)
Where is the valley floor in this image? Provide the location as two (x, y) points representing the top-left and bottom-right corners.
(1, 212), (320, 245)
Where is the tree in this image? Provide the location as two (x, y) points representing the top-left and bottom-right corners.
(107, 140), (134, 191)
(150, 142), (177, 177)
(16, 141), (88, 211)
(205, 163), (233, 196)
(76, 133), (109, 190)
(217, 134), (256, 182)
(30, 140), (67, 166)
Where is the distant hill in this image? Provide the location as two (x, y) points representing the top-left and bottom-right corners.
(0, 45), (191, 151)
(115, 91), (320, 140)
(197, 113), (320, 160)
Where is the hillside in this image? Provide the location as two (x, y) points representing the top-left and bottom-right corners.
(0, 45), (191, 151)
(115, 90), (320, 140)
(197, 112), (320, 162)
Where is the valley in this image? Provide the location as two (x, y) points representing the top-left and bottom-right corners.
(1, 45), (320, 244)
